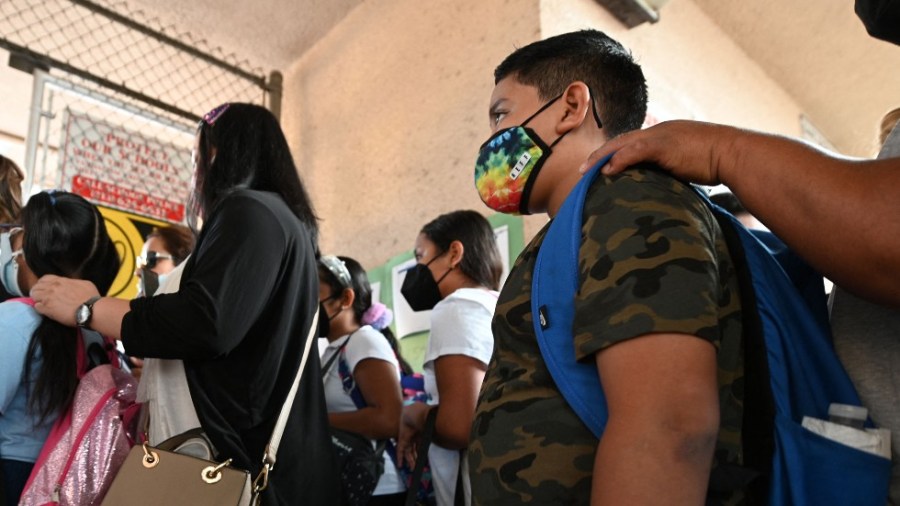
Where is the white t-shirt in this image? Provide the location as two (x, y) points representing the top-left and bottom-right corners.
(423, 288), (498, 506)
(135, 261), (202, 446)
(322, 325), (405, 496)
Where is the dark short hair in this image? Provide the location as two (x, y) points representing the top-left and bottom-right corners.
(495, 29), (647, 138)
(191, 103), (319, 245)
(421, 210), (502, 291)
(148, 224), (195, 266)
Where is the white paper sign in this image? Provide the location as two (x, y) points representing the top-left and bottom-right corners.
(59, 110), (192, 222)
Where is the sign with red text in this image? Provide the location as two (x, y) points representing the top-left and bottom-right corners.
(58, 110), (192, 223)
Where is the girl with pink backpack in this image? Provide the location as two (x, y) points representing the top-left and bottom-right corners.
(0, 191), (121, 504)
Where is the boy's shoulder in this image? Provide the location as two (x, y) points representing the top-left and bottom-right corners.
(581, 162), (716, 237)
(588, 162), (704, 208)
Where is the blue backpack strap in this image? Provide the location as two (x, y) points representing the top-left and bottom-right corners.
(337, 351), (369, 409)
(531, 156), (612, 439)
(336, 340), (398, 465)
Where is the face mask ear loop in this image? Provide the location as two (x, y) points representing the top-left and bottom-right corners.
(548, 130), (571, 149)
(587, 87), (603, 129)
(520, 93), (564, 128)
(326, 304), (344, 322)
(435, 265), (454, 286)
(523, 93), (577, 150)
(425, 249), (454, 286)
(547, 88), (602, 148)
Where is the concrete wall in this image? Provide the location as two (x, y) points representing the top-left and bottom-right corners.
(541, 0), (805, 133)
(282, 0), (541, 267)
(0, 49), (38, 173)
(282, 0), (810, 265)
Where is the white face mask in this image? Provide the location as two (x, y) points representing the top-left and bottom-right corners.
(156, 272), (170, 292)
(0, 231), (24, 297)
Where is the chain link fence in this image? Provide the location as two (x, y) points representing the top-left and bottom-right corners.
(0, 0), (275, 223)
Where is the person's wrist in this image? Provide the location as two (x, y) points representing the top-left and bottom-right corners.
(715, 125), (748, 188)
(417, 404), (432, 429)
(75, 295), (103, 328)
(403, 401), (429, 430)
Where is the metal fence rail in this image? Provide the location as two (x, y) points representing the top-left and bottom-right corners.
(0, 0), (278, 222)
(0, 0), (271, 122)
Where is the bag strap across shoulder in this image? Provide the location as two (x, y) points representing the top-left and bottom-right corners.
(255, 308), (319, 492)
(325, 330), (394, 460)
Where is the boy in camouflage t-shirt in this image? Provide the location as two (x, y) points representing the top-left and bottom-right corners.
(469, 30), (743, 505)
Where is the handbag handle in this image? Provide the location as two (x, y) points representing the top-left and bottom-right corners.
(254, 307), (320, 493)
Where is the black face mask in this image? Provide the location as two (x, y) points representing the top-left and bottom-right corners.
(856, 0), (900, 44)
(318, 301), (332, 338)
(317, 295), (343, 338)
(401, 255), (452, 312)
(138, 267), (159, 298)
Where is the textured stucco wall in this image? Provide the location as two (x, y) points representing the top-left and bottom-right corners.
(541, 0), (805, 133)
(282, 0), (809, 265)
(520, 0), (809, 243)
(282, 0), (540, 268)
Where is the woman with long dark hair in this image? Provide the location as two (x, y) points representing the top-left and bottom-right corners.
(0, 191), (120, 504)
(396, 210), (502, 506)
(31, 103), (340, 504)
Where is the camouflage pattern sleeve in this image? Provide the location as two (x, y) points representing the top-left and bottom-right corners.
(573, 167), (726, 361)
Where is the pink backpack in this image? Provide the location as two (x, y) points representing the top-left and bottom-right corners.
(13, 298), (141, 506)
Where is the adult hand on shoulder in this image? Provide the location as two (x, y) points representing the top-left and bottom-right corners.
(580, 120), (743, 185)
(31, 274), (100, 327)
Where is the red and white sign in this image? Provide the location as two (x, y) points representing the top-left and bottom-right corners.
(59, 110), (192, 223)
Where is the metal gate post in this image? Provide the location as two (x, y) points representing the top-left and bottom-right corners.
(267, 70), (283, 122)
(22, 69), (48, 201)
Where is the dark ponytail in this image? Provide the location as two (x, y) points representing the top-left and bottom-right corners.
(22, 191), (120, 423)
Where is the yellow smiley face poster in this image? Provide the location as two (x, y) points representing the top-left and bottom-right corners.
(98, 206), (172, 299)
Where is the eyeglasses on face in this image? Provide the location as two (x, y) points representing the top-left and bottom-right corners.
(136, 251), (174, 270)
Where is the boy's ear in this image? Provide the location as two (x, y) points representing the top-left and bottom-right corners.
(556, 81), (593, 135)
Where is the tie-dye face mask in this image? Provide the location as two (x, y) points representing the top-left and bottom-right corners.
(474, 90), (603, 215)
(474, 94), (565, 215)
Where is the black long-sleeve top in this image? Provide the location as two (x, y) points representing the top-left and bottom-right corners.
(122, 189), (339, 505)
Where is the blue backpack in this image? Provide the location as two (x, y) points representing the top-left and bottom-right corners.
(532, 158), (891, 505)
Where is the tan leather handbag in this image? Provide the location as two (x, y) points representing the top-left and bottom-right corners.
(102, 310), (319, 506)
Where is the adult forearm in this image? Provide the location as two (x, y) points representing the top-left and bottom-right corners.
(88, 297), (130, 339)
(329, 408), (399, 440)
(31, 275), (128, 338)
(722, 132), (900, 306)
(591, 121), (900, 306)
